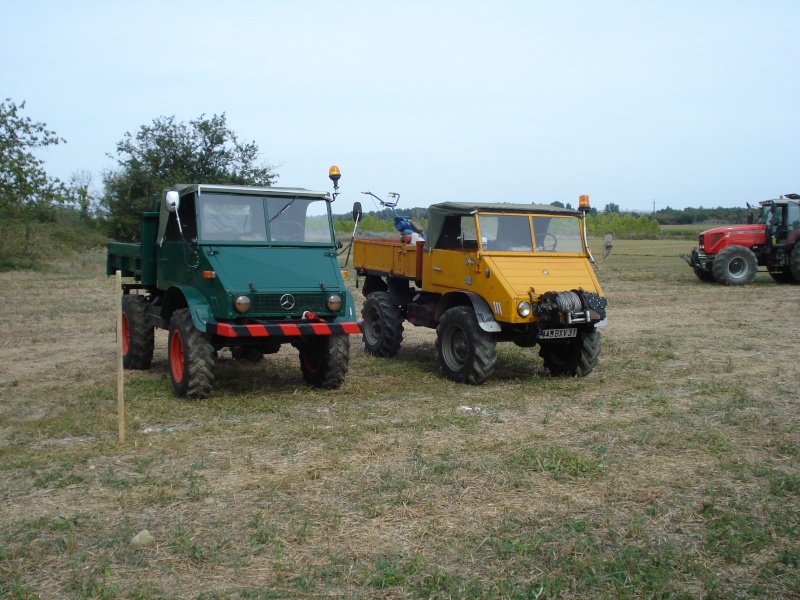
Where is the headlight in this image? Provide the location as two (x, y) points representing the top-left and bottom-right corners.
(234, 295), (251, 313)
(326, 294), (343, 312)
(517, 301), (531, 318)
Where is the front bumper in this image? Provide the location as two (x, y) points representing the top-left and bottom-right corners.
(206, 320), (362, 339)
(680, 248), (711, 271)
(535, 290), (607, 327)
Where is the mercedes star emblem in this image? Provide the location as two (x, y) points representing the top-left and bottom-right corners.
(280, 294), (295, 310)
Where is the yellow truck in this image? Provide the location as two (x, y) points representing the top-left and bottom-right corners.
(351, 196), (609, 384)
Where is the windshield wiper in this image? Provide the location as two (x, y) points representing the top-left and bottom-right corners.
(270, 197), (298, 222)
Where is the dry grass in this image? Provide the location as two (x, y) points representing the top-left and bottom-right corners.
(1, 241), (799, 599)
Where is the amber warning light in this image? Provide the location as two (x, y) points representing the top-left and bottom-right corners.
(578, 194), (591, 212)
(329, 165), (341, 191)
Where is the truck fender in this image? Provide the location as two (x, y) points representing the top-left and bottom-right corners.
(436, 291), (501, 333)
(344, 289), (358, 321)
(163, 286), (213, 332)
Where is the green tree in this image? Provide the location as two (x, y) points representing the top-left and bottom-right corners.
(603, 203), (620, 214)
(586, 212), (660, 238)
(0, 98), (67, 221)
(67, 169), (102, 220)
(102, 113), (277, 241)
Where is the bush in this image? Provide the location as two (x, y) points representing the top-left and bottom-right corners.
(0, 208), (108, 271)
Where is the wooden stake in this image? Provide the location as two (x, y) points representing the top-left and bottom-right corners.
(116, 270), (125, 443)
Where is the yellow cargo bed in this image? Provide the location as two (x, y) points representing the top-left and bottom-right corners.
(352, 239), (421, 280)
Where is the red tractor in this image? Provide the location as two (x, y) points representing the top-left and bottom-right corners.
(681, 194), (800, 285)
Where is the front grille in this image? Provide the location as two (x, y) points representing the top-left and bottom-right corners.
(251, 293), (326, 314)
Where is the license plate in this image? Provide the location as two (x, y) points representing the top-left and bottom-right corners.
(540, 328), (577, 339)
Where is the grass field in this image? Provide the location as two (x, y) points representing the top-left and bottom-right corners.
(1, 240), (798, 599)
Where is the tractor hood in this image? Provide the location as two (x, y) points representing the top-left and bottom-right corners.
(701, 223), (766, 238)
(700, 224), (766, 254)
(204, 245), (344, 293)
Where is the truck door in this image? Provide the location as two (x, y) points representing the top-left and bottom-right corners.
(430, 215), (479, 289)
(158, 195), (197, 286)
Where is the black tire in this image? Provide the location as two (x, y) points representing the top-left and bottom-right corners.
(790, 245), (800, 282)
(768, 269), (796, 284)
(435, 306), (497, 385)
(539, 329), (600, 377)
(121, 294), (154, 369)
(712, 246), (758, 286)
(299, 334), (350, 389)
(168, 308), (215, 398)
(693, 267), (715, 283)
(362, 292), (404, 357)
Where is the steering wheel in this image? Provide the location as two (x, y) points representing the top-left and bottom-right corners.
(538, 233), (557, 252)
(208, 220), (237, 233)
(271, 221), (304, 241)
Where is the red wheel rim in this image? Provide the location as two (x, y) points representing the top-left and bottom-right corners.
(169, 329), (185, 383)
(302, 350), (320, 373)
(121, 312), (130, 355)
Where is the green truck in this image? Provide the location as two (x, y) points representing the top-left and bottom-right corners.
(107, 168), (361, 397)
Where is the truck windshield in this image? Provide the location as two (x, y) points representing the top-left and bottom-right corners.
(198, 194), (333, 244)
(477, 214), (583, 253)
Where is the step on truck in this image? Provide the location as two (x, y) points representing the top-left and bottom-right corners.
(351, 193), (610, 384)
(681, 193), (800, 285)
(107, 167), (361, 398)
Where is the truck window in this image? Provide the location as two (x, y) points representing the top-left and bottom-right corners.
(200, 194), (267, 241)
(267, 197), (334, 244)
(532, 216), (583, 253)
(165, 194), (197, 242)
(478, 215), (532, 251)
(436, 215), (477, 250)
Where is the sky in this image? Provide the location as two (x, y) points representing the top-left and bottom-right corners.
(2, 0), (799, 214)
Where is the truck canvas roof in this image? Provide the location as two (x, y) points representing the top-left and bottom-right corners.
(425, 201), (580, 252)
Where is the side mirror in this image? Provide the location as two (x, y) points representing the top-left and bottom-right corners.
(353, 201), (363, 222)
(603, 234), (613, 258)
(166, 191), (180, 213)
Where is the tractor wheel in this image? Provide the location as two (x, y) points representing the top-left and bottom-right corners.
(435, 306), (497, 385)
(362, 291), (404, 357)
(693, 267), (715, 283)
(168, 308), (215, 398)
(539, 329), (600, 377)
(712, 246), (758, 286)
(299, 334), (350, 389)
(121, 294), (154, 369)
(790, 245), (800, 283)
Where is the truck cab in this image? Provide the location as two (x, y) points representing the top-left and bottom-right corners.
(153, 184), (356, 327)
(353, 198), (610, 384)
(108, 173), (361, 397)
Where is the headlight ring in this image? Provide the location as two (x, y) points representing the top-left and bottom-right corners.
(326, 294), (343, 312)
(234, 295), (251, 314)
